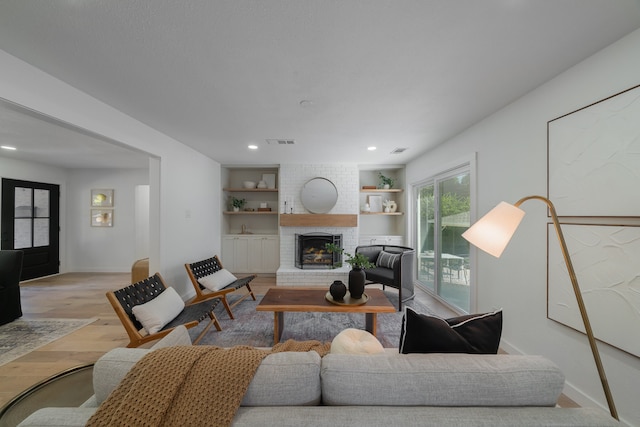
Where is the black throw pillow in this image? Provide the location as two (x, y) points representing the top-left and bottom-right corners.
(399, 307), (502, 354)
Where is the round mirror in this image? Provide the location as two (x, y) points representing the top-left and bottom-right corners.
(300, 177), (338, 214)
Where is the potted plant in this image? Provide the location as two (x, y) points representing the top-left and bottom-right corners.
(231, 197), (246, 212)
(378, 172), (394, 189)
(325, 243), (373, 299)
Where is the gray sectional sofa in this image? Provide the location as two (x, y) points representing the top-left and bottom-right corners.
(18, 326), (619, 427)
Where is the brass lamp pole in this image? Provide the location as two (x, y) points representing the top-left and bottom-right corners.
(462, 195), (618, 420)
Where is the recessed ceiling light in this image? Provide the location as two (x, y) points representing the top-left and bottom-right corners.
(1, 145), (16, 151)
(367, 146), (377, 151)
(248, 145), (258, 150)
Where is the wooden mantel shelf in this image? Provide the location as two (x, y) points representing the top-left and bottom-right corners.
(279, 214), (358, 227)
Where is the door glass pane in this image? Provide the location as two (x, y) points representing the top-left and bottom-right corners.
(34, 189), (50, 217)
(437, 172), (471, 312)
(14, 218), (32, 249)
(34, 218), (50, 247)
(417, 184), (435, 291)
(14, 187), (33, 217)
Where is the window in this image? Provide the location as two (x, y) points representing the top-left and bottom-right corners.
(415, 166), (471, 313)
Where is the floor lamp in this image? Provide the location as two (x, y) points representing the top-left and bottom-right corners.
(461, 195), (618, 420)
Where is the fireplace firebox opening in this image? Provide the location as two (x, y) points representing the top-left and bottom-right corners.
(295, 233), (342, 269)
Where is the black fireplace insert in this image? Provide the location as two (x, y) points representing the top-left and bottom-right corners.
(295, 233), (342, 269)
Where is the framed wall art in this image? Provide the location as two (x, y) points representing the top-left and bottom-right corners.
(547, 84), (640, 217)
(547, 222), (640, 357)
(91, 209), (113, 227)
(91, 189), (114, 207)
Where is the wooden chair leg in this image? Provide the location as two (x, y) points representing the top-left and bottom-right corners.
(246, 283), (257, 301)
(221, 295), (234, 319)
(192, 312), (222, 345)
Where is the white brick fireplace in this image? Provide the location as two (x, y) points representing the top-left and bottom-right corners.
(277, 163), (359, 286)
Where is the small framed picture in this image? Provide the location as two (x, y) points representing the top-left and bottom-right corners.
(91, 189), (114, 207)
(368, 195), (383, 213)
(91, 209), (114, 227)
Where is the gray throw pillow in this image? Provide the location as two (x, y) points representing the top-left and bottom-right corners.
(376, 250), (400, 269)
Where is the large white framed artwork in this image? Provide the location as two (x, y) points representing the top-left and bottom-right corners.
(547, 223), (640, 357)
(548, 84), (640, 217)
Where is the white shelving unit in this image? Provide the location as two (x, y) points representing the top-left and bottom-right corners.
(358, 168), (406, 246)
(221, 167), (280, 273)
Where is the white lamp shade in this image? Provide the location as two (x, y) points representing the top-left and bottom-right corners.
(462, 201), (525, 258)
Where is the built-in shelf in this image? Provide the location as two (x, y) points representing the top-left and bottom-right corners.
(359, 188), (403, 193)
(224, 211), (278, 215)
(224, 188), (278, 192)
(279, 214), (358, 227)
(360, 212), (403, 215)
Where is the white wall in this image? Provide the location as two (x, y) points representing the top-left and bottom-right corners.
(66, 168), (148, 272)
(406, 29), (640, 426)
(0, 50), (221, 298)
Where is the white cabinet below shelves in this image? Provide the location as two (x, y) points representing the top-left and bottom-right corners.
(248, 236), (279, 272)
(358, 235), (404, 246)
(222, 235), (279, 274)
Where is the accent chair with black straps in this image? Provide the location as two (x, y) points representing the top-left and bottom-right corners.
(185, 255), (256, 319)
(106, 272), (222, 347)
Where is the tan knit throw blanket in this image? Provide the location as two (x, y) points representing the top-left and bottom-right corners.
(86, 340), (330, 427)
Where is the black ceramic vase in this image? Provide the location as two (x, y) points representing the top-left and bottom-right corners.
(348, 268), (366, 299)
(329, 280), (347, 301)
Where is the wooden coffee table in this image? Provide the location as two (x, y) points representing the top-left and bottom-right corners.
(256, 287), (396, 344)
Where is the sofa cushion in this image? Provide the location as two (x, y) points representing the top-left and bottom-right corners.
(131, 286), (184, 334)
(93, 347), (322, 408)
(241, 351), (322, 406)
(330, 328), (384, 355)
(399, 307), (502, 354)
(321, 353), (565, 407)
(376, 250), (400, 269)
(199, 268), (237, 291)
(93, 348), (150, 404)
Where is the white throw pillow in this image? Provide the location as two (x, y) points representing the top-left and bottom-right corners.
(131, 287), (185, 334)
(199, 268), (238, 291)
(330, 328), (385, 354)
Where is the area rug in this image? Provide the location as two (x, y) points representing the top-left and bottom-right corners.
(0, 318), (97, 366)
(192, 291), (433, 348)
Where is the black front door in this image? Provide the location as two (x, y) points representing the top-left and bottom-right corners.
(1, 178), (60, 280)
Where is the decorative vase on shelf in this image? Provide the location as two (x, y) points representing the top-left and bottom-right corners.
(389, 201), (397, 212)
(348, 268), (366, 299)
(233, 207), (239, 212)
(329, 280), (347, 301)
(383, 184), (390, 190)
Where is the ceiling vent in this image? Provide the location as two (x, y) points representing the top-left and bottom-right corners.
(390, 147), (407, 154)
(266, 139), (296, 145)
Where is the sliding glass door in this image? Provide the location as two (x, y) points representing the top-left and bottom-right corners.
(415, 167), (470, 312)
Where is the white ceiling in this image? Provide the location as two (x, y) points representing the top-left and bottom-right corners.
(0, 0), (639, 168)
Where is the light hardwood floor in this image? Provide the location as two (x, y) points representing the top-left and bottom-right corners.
(0, 272), (576, 408)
